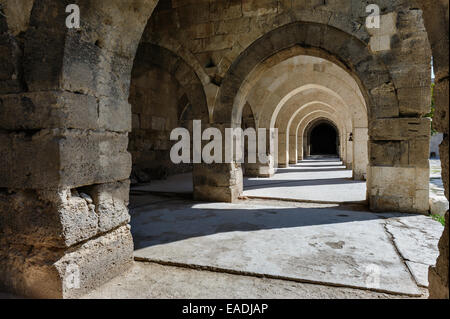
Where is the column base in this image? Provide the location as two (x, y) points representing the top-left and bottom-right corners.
(192, 163), (243, 203)
(367, 165), (430, 214)
(0, 226), (133, 299)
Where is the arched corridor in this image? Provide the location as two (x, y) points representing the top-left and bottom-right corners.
(0, 0), (448, 299)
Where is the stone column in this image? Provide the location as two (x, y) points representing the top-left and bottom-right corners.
(289, 134), (297, 164)
(353, 128), (368, 180)
(0, 0), (157, 298)
(297, 131), (304, 161)
(277, 132), (289, 167)
(192, 124), (244, 202)
(243, 129), (275, 177)
(345, 136), (353, 170)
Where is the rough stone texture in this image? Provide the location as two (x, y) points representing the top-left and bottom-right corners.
(0, 0), (158, 299)
(82, 261), (426, 299)
(0, 129), (131, 190)
(193, 162), (243, 202)
(368, 166), (429, 213)
(428, 212), (449, 299)
(420, 0), (449, 299)
(0, 225), (134, 299)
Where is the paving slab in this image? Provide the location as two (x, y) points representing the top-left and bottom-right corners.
(81, 262), (424, 299)
(131, 199), (430, 296)
(384, 215), (444, 287)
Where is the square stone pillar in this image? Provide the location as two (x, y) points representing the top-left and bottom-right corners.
(353, 127), (369, 180)
(191, 123), (244, 202)
(0, 91), (134, 298)
(193, 162), (243, 202)
(244, 154), (276, 178)
(289, 134), (298, 164)
(367, 118), (430, 213)
(277, 132), (289, 167)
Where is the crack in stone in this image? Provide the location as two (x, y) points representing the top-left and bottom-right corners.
(134, 257), (421, 297)
(382, 220), (421, 288)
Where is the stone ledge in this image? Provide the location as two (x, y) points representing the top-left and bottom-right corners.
(0, 129), (131, 190)
(0, 91), (132, 132)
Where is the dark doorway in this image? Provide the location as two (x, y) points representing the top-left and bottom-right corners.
(310, 122), (338, 155)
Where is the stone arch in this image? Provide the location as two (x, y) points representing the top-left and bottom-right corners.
(215, 8), (374, 80)
(291, 105), (350, 167)
(128, 42), (209, 184)
(144, 32), (210, 87)
(131, 43), (209, 123)
(215, 22), (396, 124)
(141, 31), (220, 121)
(244, 55), (367, 130)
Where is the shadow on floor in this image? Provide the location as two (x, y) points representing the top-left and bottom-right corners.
(130, 198), (406, 249)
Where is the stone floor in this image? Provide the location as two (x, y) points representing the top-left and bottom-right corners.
(82, 261), (426, 299)
(133, 157), (367, 204)
(101, 157), (444, 299)
(243, 158), (366, 203)
(127, 197), (442, 297)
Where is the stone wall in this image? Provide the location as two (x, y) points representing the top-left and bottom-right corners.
(420, 0), (449, 299)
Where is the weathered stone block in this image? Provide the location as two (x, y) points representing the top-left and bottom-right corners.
(428, 211), (449, 299)
(0, 226), (133, 299)
(83, 180), (131, 233)
(367, 166), (429, 213)
(433, 78), (449, 134)
(397, 86), (431, 116)
(369, 141), (409, 166)
(0, 34), (23, 94)
(0, 91), (98, 130)
(210, 0), (242, 21)
(194, 184), (242, 203)
(0, 129), (131, 190)
(193, 163), (242, 188)
(0, 188), (98, 248)
(369, 118), (431, 141)
(242, 0), (278, 17)
(369, 137), (429, 168)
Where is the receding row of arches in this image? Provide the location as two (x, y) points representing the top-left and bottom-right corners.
(0, 0), (445, 299)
